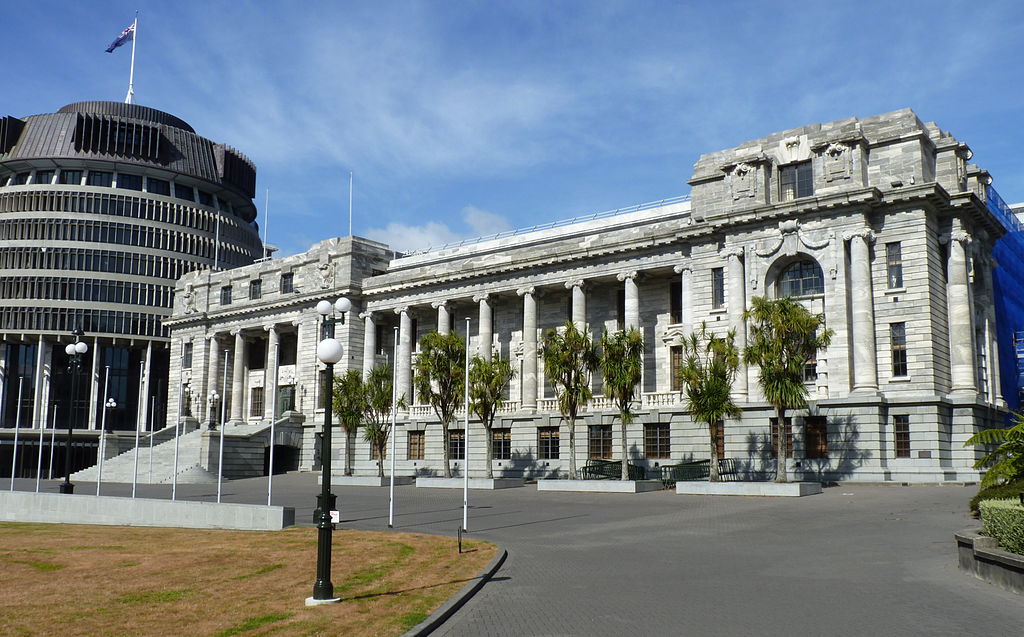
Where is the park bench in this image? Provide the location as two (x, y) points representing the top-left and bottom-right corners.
(659, 458), (740, 487)
(580, 458), (647, 480)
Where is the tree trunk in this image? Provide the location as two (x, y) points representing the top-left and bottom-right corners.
(485, 424), (494, 479)
(775, 407), (788, 483)
(442, 421), (452, 478)
(568, 417), (577, 480)
(620, 416), (629, 481)
(377, 447), (384, 478)
(709, 424), (720, 482)
(344, 429), (354, 476)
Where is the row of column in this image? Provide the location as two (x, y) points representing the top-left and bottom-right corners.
(200, 322), (293, 425)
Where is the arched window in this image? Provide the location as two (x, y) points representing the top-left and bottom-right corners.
(778, 259), (824, 297)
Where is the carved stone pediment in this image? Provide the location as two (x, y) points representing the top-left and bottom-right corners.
(661, 325), (688, 346)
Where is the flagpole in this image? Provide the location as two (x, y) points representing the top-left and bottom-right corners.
(463, 318), (470, 533)
(348, 172), (353, 237)
(125, 14), (138, 104)
(388, 327), (398, 528)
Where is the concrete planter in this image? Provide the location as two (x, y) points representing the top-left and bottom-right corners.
(956, 528), (1024, 595)
(675, 481), (822, 497)
(415, 477), (524, 489)
(326, 475), (415, 487)
(537, 479), (664, 493)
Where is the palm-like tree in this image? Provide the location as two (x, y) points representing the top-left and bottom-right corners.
(542, 321), (599, 480)
(414, 331), (466, 478)
(599, 328), (644, 480)
(363, 364), (403, 478)
(965, 412), (1024, 489)
(332, 369), (366, 477)
(469, 355), (517, 479)
(743, 296), (833, 483)
(678, 322), (741, 482)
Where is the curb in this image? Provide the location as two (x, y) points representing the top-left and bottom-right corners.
(401, 546), (508, 637)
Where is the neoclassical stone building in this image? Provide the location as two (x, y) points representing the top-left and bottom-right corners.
(164, 109), (1015, 484)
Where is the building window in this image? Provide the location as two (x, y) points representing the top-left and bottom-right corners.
(278, 333), (297, 366)
(644, 423), (671, 459)
(198, 190), (214, 207)
(492, 428), (511, 460)
(804, 416), (828, 459)
(174, 183), (195, 201)
(87, 171), (113, 187)
(711, 267), (725, 309)
(670, 345), (684, 392)
(448, 429), (465, 460)
(886, 242), (903, 288)
(117, 173), (143, 191)
(277, 385), (296, 414)
(146, 178), (170, 196)
(35, 170), (54, 185)
(12, 172), (29, 185)
(220, 286), (232, 305)
(249, 387), (264, 417)
(778, 260), (824, 297)
(770, 417), (793, 458)
(280, 272), (294, 294)
(891, 322), (908, 377)
(375, 324), (387, 356)
(711, 420), (725, 459)
(59, 170), (82, 185)
(248, 339), (266, 370)
(538, 426), (559, 459)
(670, 282), (682, 324)
(779, 161), (813, 201)
(588, 424), (612, 459)
(893, 415), (910, 458)
(371, 442), (386, 460)
(182, 342), (193, 369)
(407, 431), (425, 460)
(802, 355), (818, 384)
(249, 279), (262, 300)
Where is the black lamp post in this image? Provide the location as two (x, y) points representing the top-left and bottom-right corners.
(59, 329), (88, 494)
(307, 296), (351, 605)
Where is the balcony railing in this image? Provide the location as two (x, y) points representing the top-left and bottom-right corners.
(405, 392), (684, 418)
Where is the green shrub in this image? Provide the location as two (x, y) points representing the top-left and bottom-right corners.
(979, 499), (1024, 555)
(969, 478), (1024, 513)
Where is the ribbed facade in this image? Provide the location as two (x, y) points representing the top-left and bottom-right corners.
(0, 102), (263, 476)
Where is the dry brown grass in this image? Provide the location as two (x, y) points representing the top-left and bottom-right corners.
(0, 522), (496, 637)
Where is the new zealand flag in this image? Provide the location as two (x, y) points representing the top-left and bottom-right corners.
(105, 23), (135, 53)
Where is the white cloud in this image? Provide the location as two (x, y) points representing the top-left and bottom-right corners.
(364, 205), (512, 252)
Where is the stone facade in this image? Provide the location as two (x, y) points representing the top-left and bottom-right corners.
(165, 109), (1008, 483)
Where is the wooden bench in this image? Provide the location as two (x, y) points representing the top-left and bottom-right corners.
(580, 458), (647, 481)
(660, 458), (740, 486)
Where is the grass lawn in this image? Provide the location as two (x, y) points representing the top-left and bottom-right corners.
(0, 522), (497, 637)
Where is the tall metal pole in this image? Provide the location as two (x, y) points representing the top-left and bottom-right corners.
(148, 396), (155, 483)
(97, 367), (110, 496)
(217, 349), (229, 503)
(10, 376), (23, 490)
(388, 327), (398, 528)
(132, 361), (143, 498)
(348, 171), (353, 237)
(48, 406), (57, 481)
(34, 399), (45, 492)
(171, 359), (183, 500)
(463, 318), (470, 532)
(312, 311), (338, 603)
(124, 13), (137, 104)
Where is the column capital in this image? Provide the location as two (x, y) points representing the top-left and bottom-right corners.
(673, 264), (692, 275)
(359, 311), (375, 321)
(263, 324), (278, 333)
(230, 329), (242, 337)
(720, 245), (745, 260)
(564, 279), (586, 290)
(516, 286), (535, 297)
(473, 293), (490, 303)
(842, 227), (875, 243)
(394, 306), (409, 316)
(950, 230), (973, 246)
(616, 270), (639, 282)
(430, 300), (448, 310)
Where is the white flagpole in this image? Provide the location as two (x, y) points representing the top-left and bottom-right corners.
(97, 367), (110, 496)
(148, 396), (155, 482)
(267, 417), (275, 506)
(348, 172), (353, 237)
(10, 377), (24, 490)
(263, 188), (270, 258)
(35, 399), (45, 492)
(463, 318), (470, 533)
(48, 407), (57, 480)
(125, 14), (137, 104)
(132, 361), (143, 498)
(388, 327), (398, 528)
(217, 349), (229, 503)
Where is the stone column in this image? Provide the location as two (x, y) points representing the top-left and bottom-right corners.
(948, 231), (977, 393)
(433, 301), (450, 335)
(87, 337), (101, 429)
(565, 280), (586, 331)
(231, 330), (245, 423)
(673, 264), (693, 333)
(395, 307), (412, 408)
(361, 312), (376, 379)
(517, 287), (537, 410)
(475, 294), (492, 361)
(0, 343), (6, 427)
(207, 335), (220, 425)
(617, 271), (640, 330)
(845, 228), (878, 392)
(724, 247), (748, 399)
(265, 325), (279, 420)
(32, 335), (48, 429)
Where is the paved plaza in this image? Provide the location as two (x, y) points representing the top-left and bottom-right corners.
(12, 475), (1024, 636)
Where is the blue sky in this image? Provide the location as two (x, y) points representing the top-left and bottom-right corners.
(3, 1), (1023, 256)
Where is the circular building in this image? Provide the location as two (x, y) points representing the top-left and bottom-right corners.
(0, 101), (263, 476)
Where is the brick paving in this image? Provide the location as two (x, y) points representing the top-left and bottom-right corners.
(17, 475), (1024, 636)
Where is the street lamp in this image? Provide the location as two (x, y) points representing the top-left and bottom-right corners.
(208, 390), (220, 430)
(59, 329), (88, 494)
(307, 296), (350, 606)
(97, 396), (116, 496)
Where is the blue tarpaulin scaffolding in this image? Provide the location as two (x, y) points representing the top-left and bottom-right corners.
(986, 186), (1024, 411)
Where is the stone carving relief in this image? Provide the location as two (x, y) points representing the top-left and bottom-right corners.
(729, 163), (756, 200)
(776, 135), (811, 164)
(823, 142), (853, 182)
(182, 283), (198, 314)
(317, 261), (335, 289)
(754, 221), (839, 284)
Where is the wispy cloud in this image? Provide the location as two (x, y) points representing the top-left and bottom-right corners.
(363, 205), (512, 252)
